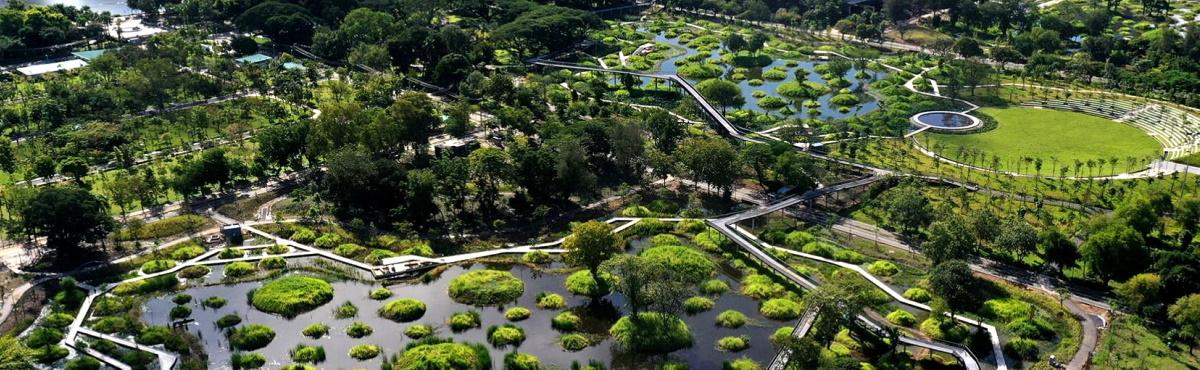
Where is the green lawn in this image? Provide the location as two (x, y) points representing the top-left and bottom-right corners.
(1177, 152), (1200, 167)
(920, 107), (1162, 176)
(1093, 316), (1200, 369)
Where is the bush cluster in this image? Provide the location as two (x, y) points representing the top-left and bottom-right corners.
(250, 276), (334, 317)
(379, 298), (427, 322)
(449, 310), (481, 331)
(448, 270), (526, 306)
(229, 324), (276, 351)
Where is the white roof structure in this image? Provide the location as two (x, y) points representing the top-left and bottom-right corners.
(16, 59), (87, 76)
(108, 17), (167, 40)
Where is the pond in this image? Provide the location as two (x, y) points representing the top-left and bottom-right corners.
(142, 242), (798, 369)
(636, 27), (886, 121)
(911, 111), (981, 130)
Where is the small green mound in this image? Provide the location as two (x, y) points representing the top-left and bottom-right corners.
(279, 364), (315, 370)
(171, 245), (206, 260)
(887, 310), (917, 327)
(379, 299), (427, 322)
(770, 326), (794, 345)
(301, 323), (328, 338)
(723, 358), (762, 370)
(64, 357), (102, 370)
(740, 274), (785, 300)
(449, 310), (482, 331)
(350, 344), (381, 360)
(405, 324), (434, 339)
(448, 270), (525, 306)
(345, 321), (373, 338)
(141, 260), (176, 274)
(334, 301), (358, 318)
(203, 296), (227, 308)
(229, 324), (276, 350)
(178, 265), (210, 279)
(266, 244), (289, 254)
(334, 243), (366, 258)
(503, 352), (540, 370)
(919, 318), (971, 342)
(219, 248), (245, 259)
(90, 316), (128, 333)
(684, 296), (715, 314)
(216, 314), (242, 329)
(760, 299), (802, 320)
(640, 245), (716, 283)
(521, 251), (552, 264)
(610, 312), (693, 353)
(313, 233), (342, 249)
(487, 325), (526, 347)
(1006, 317), (1055, 340)
(505, 307), (532, 322)
(259, 256), (287, 269)
(395, 342), (489, 370)
(552, 312), (582, 331)
(866, 261), (899, 276)
(250, 276), (334, 317)
(1005, 338), (1040, 360)
(559, 333), (590, 351)
(231, 353), (266, 369)
(170, 305), (192, 319)
(369, 288), (393, 300)
(700, 279), (730, 295)
(903, 287), (932, 303)
(565, 270), (609, 297)
(290, 228), (316, 243)
(224, 261), (256, 278)
(717, 336), (750, 352)
(290, 344), (325, 363)
(536, 292), (566, 309)
(716, 310), (748, 328)
(172, 294), (192, 304)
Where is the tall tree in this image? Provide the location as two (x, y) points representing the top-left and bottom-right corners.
(928, 260), (979, 319)
(20, 186), (114, 264)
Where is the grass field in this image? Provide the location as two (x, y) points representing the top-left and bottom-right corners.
(919, 107), (1162, 176)
(1093, 316), (1200, 369)
(1177, 152), (1200, 167)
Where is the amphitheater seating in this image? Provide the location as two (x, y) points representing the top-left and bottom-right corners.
(1021, 98), (1200, 159)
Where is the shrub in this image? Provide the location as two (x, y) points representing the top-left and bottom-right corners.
(349, 344), (381, 360)
(224, 261), (256, 278)
(887, 310), (917, 327)
(559, 333), (589, 351)
(178, 265), (210, 279)
(43, 313), (74, 329)
(919, 318), (970, 342)
(1007, 318), (1055, 340)
(675, 219), (707, 234)
(487, 325), (526, 347)
(290, 228), (316, 243)
(141, 259), (176, 274)
(259, 256), (287, 270)
(250, 276), (334, 317)
(171, 244), (206, 260)
(521, 251), (552, 264)
(565, 270), (609, 296)
(741, 274), (785, 300)
(202, 296), (225, 307)
(693, 229), (727, 251)
(783, 231), (815, 247)
(216, 314), (242, 329)
(552, 312), (582, 331)
(448, 270), (525, 306)
(172, 293), (192, 304)
(405, 324), (434, 339)
(831, 249), (865, 263)
(982, 298), (1034, 323)
(313, 233), (341, 249)
(345, 321), (373, 338)
(866, 261), (899, 276)
(64, 356), (102, 370)
(301, 323), (328, 338)
(170, 305), (192, 319)
(640, 245), (716, 283)
(830, 93), (859, 106)
(365, 249), (400, 264)
(33, 345), (68, 364)
(762, 68), (788, 80)
(700, 279), (730, 295)
(334, 301), (358, 318)
(610, 312), (693, 353)
(266, 244), (289, 254)
(449, 310), (481, 331)
(1004, 338), (1040, 360)
(231, 353), (266, 369)
(219, 248), (245, 259)
(504, 352), (540, 370)
(717, 336), (749, 352)
(396, 342), (489, 370)
(757, 96), (788, 110)
(380, 299), (427, 322)
(748, 78), (764, 86)
(536, 292), (566, 309)
(290, 344), (325, 363)
(723, 358), (761, 370)
(678, 63), (723, 79)
(279, 365), (315, 370)
(505, 307), (532, 322)
(334, 243), (366, 258)
(229, 324), (276, 350)
(650, 234), (681, 247)
(24, 328), (62, 348)
(91, 316), (129, 333)
(112, 275), (178, 295)
(760, 299), (802, 320)
(684, 296), (715, 314)
(716, 310), (748, 328)
(770, 327), (794, 345)
(903, 288), (932, 303)
(369, 288), (393, 300)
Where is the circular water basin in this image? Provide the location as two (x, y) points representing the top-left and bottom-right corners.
(911, 111), (982, 131)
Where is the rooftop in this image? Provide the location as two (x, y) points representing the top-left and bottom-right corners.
(17, 59), (88, 76)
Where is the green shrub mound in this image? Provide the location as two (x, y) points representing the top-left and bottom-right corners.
(229, 324), (276, 350)
(640, 245), (716, 283)
(535, 292), (566, 309)
(219, 248), (245, 259)
(313, 233), (342, 249)
(170, 305), (192, 319)
(172, 294), (192, 304)
(203, 296), (227, 308)
(559, 333), (590, 351)
(64, 356), (102, 370)
(302, 323), (329, 338)
(335, 301), (358, 318)
(369, 288), (393, 300)
(178, 265), (210, 279)
(504, 352), (540, 370)
(1004, 338), (1040, 360)
(224, 261), (256, 278)
(700, 279), (730, 295)
(487, 325), (526, 347)
(919, 318), (970, 342)
(902, 287), (932, 303)
(259, 256), (287, 269)
(552, 312), (582, 331)
(717, 336), (750, 352)
(677, 63), (724, 79)
(448, 270), (525, 306)
(251, 276), (334, 317)
(740, 274), (785, 300)
(216, 314), (242, 329)
(395, 341), (490, 370)
(1006, 318), (1055, 340)
(141, 260), (176, 274)
(266, 244), (289, 254)
(610, 312), (693, 353)
(350, 344), (381, 360)
(982, 298), (1034, 323)
(25, 328), (63, 348)
(887, 310), (918, 327)
(380, 298), (427, 322)
(684, 296), (715, 314)
(760, 299), (802, 320)
(761, 68), (788, 80)
(866, 261), (899, 276)
(91, 316), (129, 333)
(290, 228), (317, 243)
(449, 310), (482, 331)
(405, 324), (434, 339)
(723, 358), (762, 370)
(113, 274), (179, 296)
(171, 244), (206, 260)
(770, 326), (794, 345)
(279, 365), (315, 370)
(290, 344), (325, 363)
(33, 345), (68, 364)
(521, 251), (552, 264)
(334, 243), (366, 258)
(757, 96), (789, 110)
(231, 353), (266, 369)
(716, 310), (748, 328)
(505, 307), (532, 322)
(345, 321), (373, 338)
(565, 270), (609, 296)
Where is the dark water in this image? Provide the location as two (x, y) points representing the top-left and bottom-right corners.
(915, 112), (974, 128)
(143, 251), (796, 369)
(0, 0), (134, 14)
